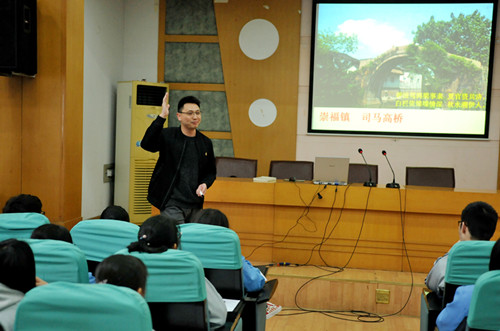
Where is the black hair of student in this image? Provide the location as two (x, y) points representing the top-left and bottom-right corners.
(100, 205), (130, 222)
(127, 215), (179, 253)
(0, 239), (36, 294)
(190, 208), (229, 228)
(2, 194), (42, 214)
(30, 224), (73, 244)
(461, 201), (498, 240)
(489, 238), (500, 271)
(177, 95), (200, 113)
(95, 254), (147, 294)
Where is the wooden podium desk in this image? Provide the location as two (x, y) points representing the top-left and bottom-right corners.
(202, 178), (500, 273)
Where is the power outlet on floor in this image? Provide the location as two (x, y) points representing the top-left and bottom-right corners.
(375, 289), (390, 304)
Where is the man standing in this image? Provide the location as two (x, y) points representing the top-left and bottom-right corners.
(425, 201), (498, 297)
(141, 92), (216, 223)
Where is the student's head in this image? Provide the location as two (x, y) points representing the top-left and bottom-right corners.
(127, 215), (179, 253)
(100, 205), (130, 222)
(95, 254), (148, 297)
(191, 208), (229, 228)
(459, 201), (498, 241)
(0, 239), (36, 294)
(31, 224), (73, 244)
(2, 194), (43, 214)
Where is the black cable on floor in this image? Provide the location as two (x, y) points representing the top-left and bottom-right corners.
(245, 183), (326, 259)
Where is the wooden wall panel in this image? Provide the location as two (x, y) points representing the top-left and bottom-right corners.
(0, 77), (22, 207)
(0, 0), (85, 226)
(214, 0), (301, 176)
(61, 0), (84, 227)
(22, 0), (65, 220)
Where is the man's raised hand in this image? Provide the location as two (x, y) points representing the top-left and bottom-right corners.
(159, 92), (170, 119)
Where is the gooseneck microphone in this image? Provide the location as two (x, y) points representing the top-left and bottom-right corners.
(358, 148), (376, 187)
(382, 150), (400, 188)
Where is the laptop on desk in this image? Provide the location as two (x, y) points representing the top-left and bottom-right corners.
(313, 157), (349, 185)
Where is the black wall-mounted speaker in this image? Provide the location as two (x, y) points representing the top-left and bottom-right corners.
(0, 0), (37, 77)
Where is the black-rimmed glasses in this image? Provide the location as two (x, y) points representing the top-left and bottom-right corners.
(179, 110), (201, 116)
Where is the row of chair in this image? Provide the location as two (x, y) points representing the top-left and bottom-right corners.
(11, 218), (498, 330)
(216, 157), (455, 188)
(1, 213), (272, 330)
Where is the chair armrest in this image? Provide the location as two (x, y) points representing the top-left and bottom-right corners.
(420, 288), (443, 331)
(424, 289), (442, 311)
(246, 279), (278, 304)
(255, 265), (269, 277)
(219, 300), (245, 331)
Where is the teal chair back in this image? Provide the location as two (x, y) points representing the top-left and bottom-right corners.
(24, 239), (89, 283)
(180, 223), (242, 269)
(15, 282), (152, 331)
(71, 219), (139, 265)
(444, 240), (495, 306)
(0, 213), (49, 241)
(116, 248), (209, 330)
(467, 270), (500, 331)
(180, 223), (244, 299)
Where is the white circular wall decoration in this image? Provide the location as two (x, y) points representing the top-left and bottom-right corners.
(248, 98), (277, 127)
(239, 19), (279, 60)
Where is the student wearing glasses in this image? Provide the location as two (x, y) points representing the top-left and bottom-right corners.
(425, 201), (498, 298)
(141, 92), (216, 223)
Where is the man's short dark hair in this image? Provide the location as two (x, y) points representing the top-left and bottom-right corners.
(100, 205), (130, 222)
(191, 208), (229, 228)
(31, 224), (73, 244)
(95, 254), (147, 294)
(2, 194), (42, 214)
(177, 96), (200, 113)
(461, 201), (498, 240)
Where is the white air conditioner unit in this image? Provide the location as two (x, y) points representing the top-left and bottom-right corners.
(114, 81), (169, 224)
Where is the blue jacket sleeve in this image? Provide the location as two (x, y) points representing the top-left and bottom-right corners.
(242, 256), (266, 292)
(436, 285), (474, 331)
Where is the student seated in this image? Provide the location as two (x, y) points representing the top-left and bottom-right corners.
(30, 223), (94, 283)
(0, 239), (37, 331)
(31, 224), (73, 243)
(100, 205), (130, 222)
(191, 208), (283, 319)
(2, 194), (43, 214)
(436, 237), (500, 331)
(95, 254), (147, 297)
(426, 201), (498, 297)
(190, 208), (266, 292)
(127, 215), (227, 330)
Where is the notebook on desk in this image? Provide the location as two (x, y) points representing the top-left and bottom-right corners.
(313, 157), (349, 185)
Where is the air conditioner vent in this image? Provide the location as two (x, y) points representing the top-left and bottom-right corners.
(136, 85), (167, 106)
(132, 159), (156, 215)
